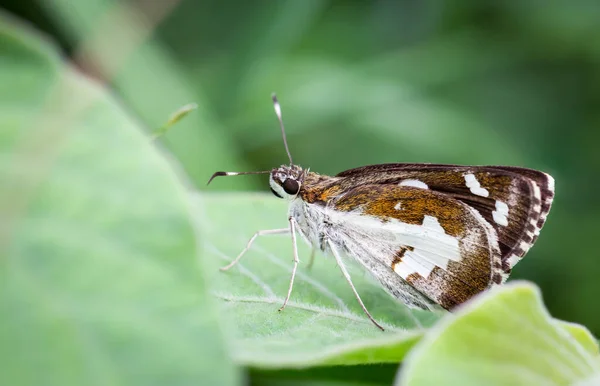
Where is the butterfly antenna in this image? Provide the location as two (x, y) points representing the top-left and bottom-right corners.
(207, 170), (271, 185)
(272, 93), (293, 165)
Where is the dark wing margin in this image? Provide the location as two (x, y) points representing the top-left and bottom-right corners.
(336, 163), (555, 275)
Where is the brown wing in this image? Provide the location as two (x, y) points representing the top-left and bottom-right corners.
(335, 163), (555, 274)
(327, 183), (502, 310)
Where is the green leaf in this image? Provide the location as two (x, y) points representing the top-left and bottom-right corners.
(198, 193), (441, 369)
(397, 282), (600, 386)
(250, 364), (399, 386)
(559, 321), (600, 357)
(0, 12), (238, 386)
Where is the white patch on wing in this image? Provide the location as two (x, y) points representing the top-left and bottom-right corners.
(289, 197), (470, 285)
(532, 182), (541, 201)
(545, 173), (555, 192)
(507, 254), (520, 268)
(399, 179), (428, 189)
(394, 202), (402, 210)
(394, 216), (459, 279)
(464, 173), (490, 197)
(324, 209), (460, 280)
(395, 252), (436, 279)
(393, 260), (417, 279)
(528, 217), (541, 236)
(492, 200), (509, 226)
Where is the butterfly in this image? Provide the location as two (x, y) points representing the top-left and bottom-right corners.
(208, 94), (555, 330)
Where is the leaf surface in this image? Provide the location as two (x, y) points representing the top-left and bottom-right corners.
(397, 282), (600, 386)
(0, 13), (238, 386)
(199, 192), (440, 368)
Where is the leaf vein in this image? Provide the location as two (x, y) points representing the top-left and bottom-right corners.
(212, 292), (401, 331)
(253, 244), (351, 313)
(207, 245), (277, 298)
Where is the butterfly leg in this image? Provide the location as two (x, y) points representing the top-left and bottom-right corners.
(279, 216), (299, 311)
(327, 240), (385, 331)
(220, 227), (290, 271)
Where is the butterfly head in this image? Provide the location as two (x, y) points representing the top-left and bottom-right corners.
(269, 164), (306, 199)
(207, 93), (307, 196)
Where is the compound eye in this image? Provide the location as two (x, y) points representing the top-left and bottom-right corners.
(270, 187), (283, 198)
(282, 179), (300, 195)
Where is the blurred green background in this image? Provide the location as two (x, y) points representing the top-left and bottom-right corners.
(4, 0), (600, 337)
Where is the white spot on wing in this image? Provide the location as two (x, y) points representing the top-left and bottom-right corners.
(492, 200), (509, 227)
(464, 173), (490, 197)
(527, 218), (541, 236)
(532, 182), (541, 201)
(316, 205), (462, 280)
(394, 202), (402, 210)
(545, 173), (555, 193)
(393, 261), (416, 279)
(399, 179), (428, 189)
(418, 216), (461, 268)
(395, 253), (436, 279)
(507, 254), (520, 268)
(422, 215), (445, 232)
(393, 216), (461, 279)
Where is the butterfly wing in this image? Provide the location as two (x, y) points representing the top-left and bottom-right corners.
(323, 183), (502, 310)
(335, 163), (555, 274)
